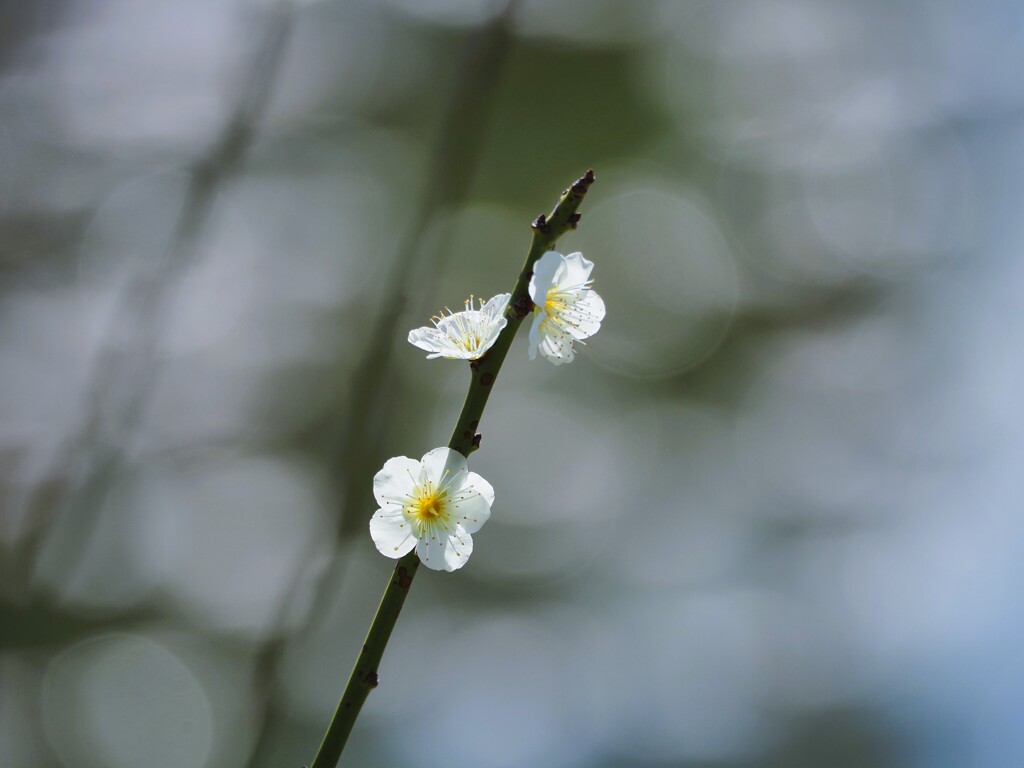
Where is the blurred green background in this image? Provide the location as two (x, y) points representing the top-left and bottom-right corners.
(2, 1), (1022, 766)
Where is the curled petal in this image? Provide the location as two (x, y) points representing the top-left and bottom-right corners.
(560, 252), (595, 288)
(407, 327), (451, 359)
(482, 292), (511, 319)
(527, 313), (544, 361)
(528, 251), (562, 305)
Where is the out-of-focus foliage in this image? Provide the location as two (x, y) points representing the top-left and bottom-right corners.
(1, 1), (1022, 767)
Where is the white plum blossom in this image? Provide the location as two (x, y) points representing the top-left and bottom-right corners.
(528, 250), (605, 365)
(408, 293), (511, 360)
(369, 447), (494, 572)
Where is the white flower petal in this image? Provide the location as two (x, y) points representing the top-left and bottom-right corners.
(559, 251), (595, 288)
(527, 312), (544, 360)
(407, 327), (455, 358)
(449, 483), (492, 534)
(483, 292), (511, 319)
(420, 447), (468, 487)
(369, 508), (417, 558)
(538, 325), (576, 365)
(442, 526), (473, 570)
(462, 470), (495, 506)
(416, 530), (452, 571)
(372, 456), (420, 507)
(529, 251), (563, 305)
(562, 289), (605, 340)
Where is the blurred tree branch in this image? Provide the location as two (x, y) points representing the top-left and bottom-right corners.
(7, 2), (523, 764)
(11, 2), (295, 595)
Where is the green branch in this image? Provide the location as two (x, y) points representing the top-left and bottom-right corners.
(308, 169), (595, 768)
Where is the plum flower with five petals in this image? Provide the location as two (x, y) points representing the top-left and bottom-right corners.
(369, 447), (494, 571)
(408, 293), (511, 360)
(528, 250), (605, 365)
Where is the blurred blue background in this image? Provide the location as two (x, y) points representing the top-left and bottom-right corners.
(1, 1), (1022, 766)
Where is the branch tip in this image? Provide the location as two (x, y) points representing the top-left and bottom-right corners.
(571, 169), (595, 194)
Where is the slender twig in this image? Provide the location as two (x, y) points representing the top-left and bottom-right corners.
(330, 0), (521, 543)
(308, 170), (595, 768)
(239, 8), (520, 766)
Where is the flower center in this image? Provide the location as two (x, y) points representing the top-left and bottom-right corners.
(408, 482), (450, 524)
(458, 332), (482, 352)
(438, 299), (489, 352)
(416, 496), (443, 519)
(544, 288), (577, 321)
(545, 294), (569, 316)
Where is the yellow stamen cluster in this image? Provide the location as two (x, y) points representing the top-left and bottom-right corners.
(406, 481), (451, 527)
(545, 292), (570, 316)
(431, 296), (490, 354)
(414, 495), (443, 520)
